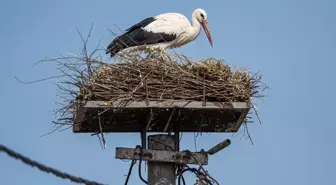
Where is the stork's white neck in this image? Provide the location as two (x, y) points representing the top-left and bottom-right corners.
(189, 12), (201, 40)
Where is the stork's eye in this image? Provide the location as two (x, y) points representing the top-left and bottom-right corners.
(200, 13), (204, 18)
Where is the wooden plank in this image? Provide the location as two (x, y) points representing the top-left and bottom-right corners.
(82, 100), (249, 109)
(73, 100), (251, 133)
(73, 105), (87, 133)
(73, 107), (251, 133)
(225, 108), (250, 132)
(115, 147), (208, 165)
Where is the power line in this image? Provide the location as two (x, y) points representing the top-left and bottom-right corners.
(124, 145), (148, 185)
(0, 144), (106, 185)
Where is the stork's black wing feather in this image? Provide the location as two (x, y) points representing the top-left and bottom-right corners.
(125, 17), (156, 33)
(106, 17), (176, 57)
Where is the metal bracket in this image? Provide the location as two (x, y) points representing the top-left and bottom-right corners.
(115, 147), (208, 165)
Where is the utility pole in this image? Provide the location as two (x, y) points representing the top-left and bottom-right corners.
(147, 134), (176, 185)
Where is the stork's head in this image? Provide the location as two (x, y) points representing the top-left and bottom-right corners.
(194, 8), (213, 48)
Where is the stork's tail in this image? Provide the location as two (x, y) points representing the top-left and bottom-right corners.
(106, 39), (123, 57)
(106, 33), (139, 57)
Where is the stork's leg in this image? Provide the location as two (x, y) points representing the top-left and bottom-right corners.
(143, 46), (156, 59)
(143, 45), (168, 59)
(143, 45), (152, 54)
(155, 48), (167, 59)
(159, 49), (165, 59)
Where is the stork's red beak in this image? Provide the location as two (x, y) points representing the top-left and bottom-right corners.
(201, 20), (213, 48)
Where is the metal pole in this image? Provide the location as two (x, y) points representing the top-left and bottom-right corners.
(148, 134), (176, 185)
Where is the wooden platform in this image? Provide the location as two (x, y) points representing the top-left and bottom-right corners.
(73, 100), (250, 133)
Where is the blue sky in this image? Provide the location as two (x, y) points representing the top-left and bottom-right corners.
(1, 0), (335, 184)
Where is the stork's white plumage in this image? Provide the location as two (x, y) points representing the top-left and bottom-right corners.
(106, 8), (213, 57)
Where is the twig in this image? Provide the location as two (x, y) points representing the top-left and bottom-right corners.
(163, 107), (177, 132)
(243, 123), (254, 145)
(98, 115), (106, 149)
(15, 75), (67, 84)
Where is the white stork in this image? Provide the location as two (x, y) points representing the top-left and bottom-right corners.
(106, 8), (213, 57)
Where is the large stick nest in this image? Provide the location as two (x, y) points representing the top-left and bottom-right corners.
(81, 52), (258, 103)
(39, 33), (267, 134)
